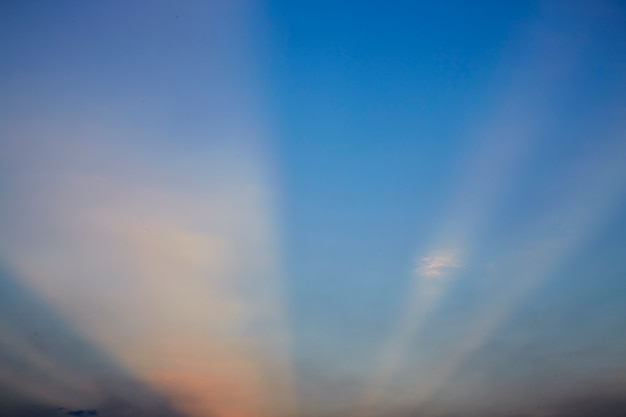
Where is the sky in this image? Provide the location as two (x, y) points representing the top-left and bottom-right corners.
(1, 1), (626, 417)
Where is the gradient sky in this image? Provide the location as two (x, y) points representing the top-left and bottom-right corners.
(1, 1), (626, 417)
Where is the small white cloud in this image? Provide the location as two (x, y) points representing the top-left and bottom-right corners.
(415, 251), (460, 278)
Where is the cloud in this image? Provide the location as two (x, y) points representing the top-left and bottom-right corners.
(415, 251), (461, 279)
(65, 410), (97, 416)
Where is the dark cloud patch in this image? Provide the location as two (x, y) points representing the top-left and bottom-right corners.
(64, 410), (97, 417)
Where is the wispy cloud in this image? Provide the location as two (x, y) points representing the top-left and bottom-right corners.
(415, 251), (460, 279)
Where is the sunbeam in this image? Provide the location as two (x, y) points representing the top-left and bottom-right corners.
(3, 1), (626, 417)
(0, 2), (295, 417)
(354, 4), (598, 415)
(402, 123), (626, 415)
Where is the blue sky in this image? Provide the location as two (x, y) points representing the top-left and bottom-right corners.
(1, 1), (626, 417)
